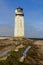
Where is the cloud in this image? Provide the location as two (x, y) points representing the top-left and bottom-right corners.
(31, 21), (43, 31)
(0, 24), (13, 36)
(25, 23), (43, 38)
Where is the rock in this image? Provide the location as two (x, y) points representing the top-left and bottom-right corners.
(19, 56), (24, 62)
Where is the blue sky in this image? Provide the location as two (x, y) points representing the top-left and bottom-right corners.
(0, 0), (43, 38)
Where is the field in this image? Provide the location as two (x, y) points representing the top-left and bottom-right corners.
(0, 37), (43, 65)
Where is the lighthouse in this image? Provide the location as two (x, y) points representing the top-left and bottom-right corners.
(14, 7), (24, 37)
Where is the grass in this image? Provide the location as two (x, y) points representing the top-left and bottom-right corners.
(0, 38), (43, 65)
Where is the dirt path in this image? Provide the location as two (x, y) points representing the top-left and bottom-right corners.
(0, 46), (13, 54)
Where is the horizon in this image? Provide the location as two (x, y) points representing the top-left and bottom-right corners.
(0, 0), (43, 38)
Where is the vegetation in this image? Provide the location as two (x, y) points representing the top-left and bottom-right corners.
(0, 38), (43, 65)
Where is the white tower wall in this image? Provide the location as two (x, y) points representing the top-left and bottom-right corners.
(14, 7), (24, 37)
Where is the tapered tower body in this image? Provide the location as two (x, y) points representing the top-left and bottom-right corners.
(14, 7), (24, 37)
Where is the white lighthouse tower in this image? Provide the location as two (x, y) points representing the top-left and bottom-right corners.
(14, 7), (24, 37)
